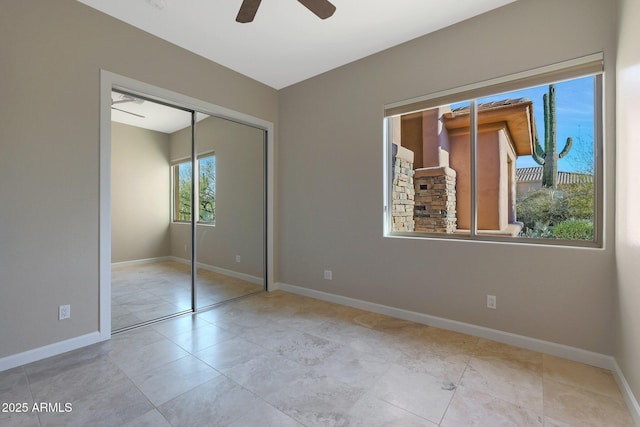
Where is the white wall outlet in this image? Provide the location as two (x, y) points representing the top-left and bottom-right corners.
(59, 304), (71, 320)
(486, 295), (497, 310)
(323, 270), (332, 280)
(235, 255), (241, 263)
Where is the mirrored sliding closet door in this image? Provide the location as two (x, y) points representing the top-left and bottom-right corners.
(110, 90), (266, 332)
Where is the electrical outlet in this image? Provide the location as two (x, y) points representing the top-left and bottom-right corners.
(486, 295), (497, 310)
(323, 270), (332, 280)
(59, 304), (71, 320)
(235, 255), (241, 263)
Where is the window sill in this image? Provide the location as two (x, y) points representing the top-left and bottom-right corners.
(385, 231), (601, 249)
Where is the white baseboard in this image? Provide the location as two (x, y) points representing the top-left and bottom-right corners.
(111, 256), (172, 268)
(112, 256), (264, 286)
(196, 260), (264, 286)
(0, 332), (106, 372)
(612, 359), (640, 426)
(274, 282), (613, 369)
(169, 256), (264, 286)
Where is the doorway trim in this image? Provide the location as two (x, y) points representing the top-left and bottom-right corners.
(99, 70), (275, 339)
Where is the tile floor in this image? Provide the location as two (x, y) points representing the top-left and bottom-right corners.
(112, 261), (263, 331)
(1, 291), (635, 426)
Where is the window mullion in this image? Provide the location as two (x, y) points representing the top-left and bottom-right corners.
(470, 100), (478, 237)
(191, 119), (200, 224)
(384, 117), (393, 235)
(593, 74), (604, 247)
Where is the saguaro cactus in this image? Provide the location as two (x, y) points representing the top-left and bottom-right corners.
(532, 84), (573, 189)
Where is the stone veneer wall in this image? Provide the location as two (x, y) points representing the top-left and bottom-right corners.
(392, 144), (415, 232)
(414, 167), (457, 233)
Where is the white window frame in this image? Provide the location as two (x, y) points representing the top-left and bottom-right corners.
(172, 158), (191, 223)
(171, 152), (216, 225)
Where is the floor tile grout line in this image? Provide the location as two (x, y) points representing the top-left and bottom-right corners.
(456, 345), (549, 423)
(151, 375), (223, 424)
(227, 377), (310, 427)
(123, 374), (158, 425)
(441, 349), (473, 426)
(124, 332), (236, 424)
(367, 389), (438, 425)
(21, 365), (44, 427)
(438, 387), (460, 427)
(542, 358), (548, 424)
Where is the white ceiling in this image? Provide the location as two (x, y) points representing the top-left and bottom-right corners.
(80, 0), (516, 90)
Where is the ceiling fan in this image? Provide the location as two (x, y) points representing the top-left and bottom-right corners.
(111, 94), (146, 118)
(236, 0), (336, 23)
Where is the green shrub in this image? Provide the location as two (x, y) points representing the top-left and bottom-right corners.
(562, 181), (594, 220)
(516, 181), (594, 238)
(516, 188), (567, 234)
(552, 219), (594, 240)
(521, 222), (554, 239)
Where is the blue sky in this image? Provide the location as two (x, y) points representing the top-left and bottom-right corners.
(483, 76), (595, 172)
(453, 76), (595, 172)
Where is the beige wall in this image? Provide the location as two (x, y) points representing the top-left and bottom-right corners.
(169, 117), (266, 279)
(278, 0), (617, 353)
(615, 0), (640, 404)
(111, 122), (171, 263)
(0, 0), (277, 358)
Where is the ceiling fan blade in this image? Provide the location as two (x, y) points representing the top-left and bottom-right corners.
(236, 0), (262, 23)
(112, 106), (145, 118)
(297, 0), (336, 19)
(112, 95), (144, 105)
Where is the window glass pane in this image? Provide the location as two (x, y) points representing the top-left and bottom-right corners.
(477, 76), (595, 240)
(390, 102), (470, 235)
(198, 155), (216, 223)
(175, 161), (192, 222)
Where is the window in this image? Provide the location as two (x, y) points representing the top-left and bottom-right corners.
(384, 55), (603, 246)
(172, 153), (216, 224)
